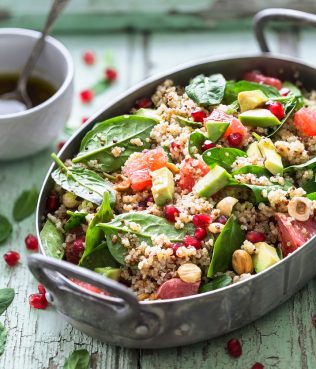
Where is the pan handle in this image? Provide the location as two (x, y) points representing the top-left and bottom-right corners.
(254, 8), (316, 53)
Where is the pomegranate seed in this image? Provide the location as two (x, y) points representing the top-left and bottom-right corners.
(81, 117), (89, 124)
(65, 237), (85, 264)
(192, 214), (212, 228)
(191, 110), (207, 123)
(183, 235), (202, 249)
(105, 68), (118, 82)
(201, 140), (216, 152)
(82, 50), (95, 65)
(135, 97), (152, 109)
(25, 234), (38, 251)
(165, 205), (180, 222)
(80, 89), (94, 104)
(251, 363), (264, 369)
(227, 132), (243, 147)
(57, 141), (65, 151)
(312, 314), (316, 327)
(217, 215), (228, 225)
(226, 338), (242, 358)
(280, 87), (290, 96)
(246, 231), (266, 243)
(46, 194), (59, 213)
(38, 284), (46, 295)
(195, 227), (207, 240)
(146, 196), (154, 204)
(3, 251), (20, 267)
(266, 101), (285, 120)
(29, 293), (48, 309)
(170, 141), (181, 151)
(171, 242), (183, 256)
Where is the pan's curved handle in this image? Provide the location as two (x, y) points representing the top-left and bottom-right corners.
(254, 8), (316, 53)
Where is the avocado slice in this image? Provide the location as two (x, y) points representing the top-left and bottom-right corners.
(239, 109), (281, 128)
(258, 138), (283, 175)
(252, 242), (280, 273)
(246, 142), (263, 159)
(176, 115), (203, 128)
(206, 121), (230, 142)
(136, 108), (160, 122)
(238, 90), (268, 112)
(193, 165), (231, 198)
(94, 267), (121, 280)
(151, 167), (175, 206)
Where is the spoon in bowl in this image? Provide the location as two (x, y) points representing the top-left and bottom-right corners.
(0, 0), (69, 116)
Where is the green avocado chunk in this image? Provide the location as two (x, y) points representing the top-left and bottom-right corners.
(252, 242), (280, 273)
(194, 165), (231, 198)
(239, 109), (281, 127)
(246, 142), (263, 159)
(258, 138), (283, 175)
(94, 267), (121, 280)
(206, 121), (230, 142)
(151, 167), (175, 206)
(135, 108), (160, 122)
(238, 90), (268, 112)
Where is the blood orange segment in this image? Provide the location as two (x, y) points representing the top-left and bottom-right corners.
(243, 71), (282, 90)
(207, 108), (232, 123)
(178, 158), (210, 192)
(69, 278), (109, 295)
(157, 278), (200, 299)
(294, 108), (316, 137)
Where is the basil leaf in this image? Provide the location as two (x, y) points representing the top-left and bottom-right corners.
(284, 156), (316, 173)
(208, 215), (245, 277)
(175, 115), (203, 128)
(224, 80), (279, 104)
(199, 275), (232, 293)
(232, 165), (270, 177)
(202, 147), (247, 171)
(64, 211), (87, 232)
(63, 349), (90, 369)
(188, 132), (207, 157)
(40, 220), (64, 259)
(0, 323), (7, 356)
(0, 288), (14, 315)
(185, 74), (226, 107)
(72, 115), (156, 172)
(0, 215), (12, 243)
(80, 241), (119, 270)
(13, 185), (38, 222)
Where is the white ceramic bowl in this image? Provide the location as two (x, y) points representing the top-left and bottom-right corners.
(0, 28), (74, 160)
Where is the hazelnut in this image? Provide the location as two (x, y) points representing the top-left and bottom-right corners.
(114, 174), (131, 192)
(216, 196), (238, 217)
(232, 249), (254, 275)
(288, 197), (312, 221)
(177, 263), (202, 283)
(208, 222), (225, 234)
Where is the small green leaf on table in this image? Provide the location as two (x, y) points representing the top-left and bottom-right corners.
(40, 219), (64, 259)
(13, 185), (38, 222)
(0, 323), (7, 356)
(63, 349), (90, 369)
(0, 215), (12, 243)
(0, 288), (15, 315)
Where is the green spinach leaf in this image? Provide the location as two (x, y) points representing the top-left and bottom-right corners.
(284, 156), (316, 172)
(199, 275), (232, 293)
(302, 179), (316, 194)
(224, 100), (239, 114)
(72, 115), (156, 172)
(80, 241), (119, 270)
(306, 192), (316, 200)
(185, 74), (226, 107)
(0, 288), (14, 315)
(64, 211), (87, 232)
(40, 219), (64, 259)
(208, 215), (245, 277)
(13, 185), (38, 222)
(63, 349), (90, 369)
(175, 115), (203, 128)
(0, 323), (7, 356)
(188, 131), (207, 157)
(202, 147), (247, 171)
(282, 81), (305, 108)
(268, 95), (297, 137)
(0, 215), (12, 243)
(232, 165), (270, 177)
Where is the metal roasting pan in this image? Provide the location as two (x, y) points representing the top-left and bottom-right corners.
(28, 9), (316, 348)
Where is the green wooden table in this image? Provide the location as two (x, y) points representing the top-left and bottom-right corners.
(1, 28), (316, 369)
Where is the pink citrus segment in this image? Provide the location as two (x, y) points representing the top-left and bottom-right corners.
(243, 71), (282, 90)
(294, 108), (316, 137)
(178, 158), (210, 192)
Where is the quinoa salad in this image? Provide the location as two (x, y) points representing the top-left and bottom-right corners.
(41, 70), (316, 300)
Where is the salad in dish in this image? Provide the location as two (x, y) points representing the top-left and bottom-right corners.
(41, 70), (316, 300)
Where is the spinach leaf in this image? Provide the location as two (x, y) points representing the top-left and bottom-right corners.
(202, 147), (247, 171)
(232, 165), (270, 177)
(0, 288), (14, 315)
(224, 100), (239, 115)
(40, 219), (64, 259)
(13, 185), (38, 221)
(0, 323), (7, 356)
(208, 215), (245, 277)
(72, 115), (156, 172)
(0, 215), (12, 243)
(188, 132), (207, 157)
(80, 241), (119, 270)
(282, 81), (305, 109)
(185, 74), (226, 107)
(284, 156), (316, 172)
(64, 211), (87, 232)
(51, 153), (116, 206)
(302, 179), (316, 194)
(306, 192), (316, 200)
(224, 80), (279, 104)
(95, 266), (121, 280)
(175, 115), (203, 128)
(63, 349), (90, 369)
(199, 275), (232, 293)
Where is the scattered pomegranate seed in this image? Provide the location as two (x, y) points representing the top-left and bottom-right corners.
(201, 140), (216, 152)
(105, 68), (118, 82)
(217, 215), (228, 225)
(170, 141), (181, 152)
(29, 293), (48, 309)
(312, 314), (316, 327)
(191, 109), (207, 122)
(226, 338), (242, 358)
(82, 50), (95, 65)
(65, 237), (85, 264)
(37, 284), (46, 295)
(46, 194), (60, 213)
(227, 132), (243, 147)
(280, 87), (290, 96)
(80, 89), (94, 104)
(246, 231), (266, 243)
(171, 242), (183, 256)
(195, 227), (207, 240)
(266, 101), (285, 120)
(81, 117), (89, 124)
(251, 363), (264, 369)
(183, 235), (202, 249)
(25, 234), (38, 251)
(135, 97), (152, 109)
(57, 141), (65, 151)
(165, 205), (180, 222)
(192, 214), (212, 228)
(3, 251), (20, 267)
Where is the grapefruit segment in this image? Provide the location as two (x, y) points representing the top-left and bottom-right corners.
(243, 71), (282, 90)
(294, 108), (316, 137)
(178, 158), (210, 192)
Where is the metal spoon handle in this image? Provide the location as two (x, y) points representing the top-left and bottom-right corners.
(17, 0), (70, 93)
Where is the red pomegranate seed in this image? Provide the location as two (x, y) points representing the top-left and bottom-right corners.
(251, 363), (264, 369)
(135, 97), (152, 109)
(227, 132), (243, 147)
(57, 141), (65, 151)
(105, 68), (118, 82)
(29, 293), (48, 309)
(82, 50), (95, 65)
(312, 314), (316, 327)
(217, 215), (228, 225)
(170, 141), (181, 152)
(201, 140), (216, 152)
(81, 117), (89, 124)
(246, 231), (266, 243)
(226, 338), (242, 358)
(165, 205), (180, 222)
(193, 214), (212, 228)
(183, 235), (202, 249)
(80, 89), (94, 104)
(171, 242), (183, 256)
(266, 101), (285, 120)
(38, 284), (46, 295)
(25, 234), (38, 251)
(280, 87), (290, 96)
(65, 237), (85, 264)
(46, 194), (59, 213)
(195, 227), (207, 240)
(3, 251), (20, 267)
(191, 109), (207, 123)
